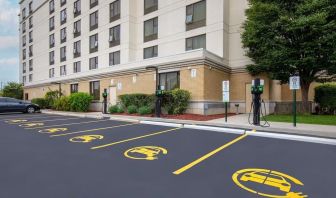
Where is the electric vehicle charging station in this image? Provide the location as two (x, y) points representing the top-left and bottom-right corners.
(249, 78), (269, 126)
(102, 89), (108, 114)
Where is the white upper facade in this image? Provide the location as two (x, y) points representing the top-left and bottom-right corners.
(19, 0), (250, 86)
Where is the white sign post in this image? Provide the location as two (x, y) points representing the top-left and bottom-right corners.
(289, 75), (300, 127)
(222, 81), (230, 122)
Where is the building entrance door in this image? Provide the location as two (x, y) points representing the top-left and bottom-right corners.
(245, 83), (252, 113)
(109, 86), (117, 106)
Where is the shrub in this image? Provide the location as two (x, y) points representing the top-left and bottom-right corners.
(2, 82), (23, 99)
(119, 94), (155, 109)
(127, 105), (138, 114)
(315, 83), (336, 114)
(109, 105), (120, 114)
(53, 96), (70, 111)
(31, 98), (48, 109)
(45, 90), (60, 108)
(138, 106), (152, 115)
(68, 92), (93, 112)
(162, 89), (191, 115)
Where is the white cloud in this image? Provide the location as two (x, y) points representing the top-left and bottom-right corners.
(0, 57), (18, 65)
(0, 0), (19, 35)
(0, 36), (18, 49)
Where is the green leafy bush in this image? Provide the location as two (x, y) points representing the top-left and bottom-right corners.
(119, 94), (155, 109)
(127, 105), (138, 114)
(68, 92), (93, 112)
(117, 107), (125, 113)
(31, 98), (48, 109)
(44, 90), (60, 108)
(138, 106), (152, 115)
(109, 105), (120, 114)
(162, 89), (191, 114)
(53, 96), (70, 111)
(2, 82), (23, 99)
(315, 84), (336, 114)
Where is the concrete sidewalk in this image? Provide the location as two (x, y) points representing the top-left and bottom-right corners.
(41, 110), (336, 139)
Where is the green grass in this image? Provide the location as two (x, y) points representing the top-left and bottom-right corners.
(265, 114), (336, 126)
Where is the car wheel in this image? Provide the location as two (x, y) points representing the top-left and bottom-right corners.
(26, 106), (36, 114)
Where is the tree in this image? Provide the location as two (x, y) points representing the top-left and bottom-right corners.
(2, 82), (24, 99)
(242, 0), (336, 112)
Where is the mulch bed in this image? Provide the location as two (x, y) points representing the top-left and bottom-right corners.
(111, 113), (235, 121)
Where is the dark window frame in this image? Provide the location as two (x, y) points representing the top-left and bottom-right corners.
(29, 2), (33, 14)
(159, 71), (180, 91)
(60, 46), (66, 62)
(60, 65), (67, 76)
(29, 17), (33, 28)
(144, 17), (158, 42)
(186, 0), (206, 31)
(60, 27), (67, 43)
(73, 20), (81, 38)
(49, 68), (55, 78)
(144, 0), (158, 15)
(49, 34), (55, 48)
(22, 22), (26, 33)
(89, 56), (98, 70)
(29, 45), (33, 57)
(109, 51), (120, 66)
(74, 0), (81, 18)
(143, 45), (158, 59)
(73, 40), (81, 58)
(109, 25), (120, 47)
(22, 49), (26, 60)
(90, 0), (98, 8)
(90, 11), (98, 31)
(110, 0), (120, 22)
(49, 0), (55, 14)
(61, 0), (67, 7)
(70, 83), (79, 93)
(89, 34), (98, 53)
(90, 81), (100, 101)
(73, 61), (81, 73)
(186, 34), (206, 51)
(29, 59), (33, 71)
(29, 31), (33, 43)
(49, 51), (55, 65)
(60, 9), (67, 25)
(49, 17), (55, 31)
(23, 62), (27, 74)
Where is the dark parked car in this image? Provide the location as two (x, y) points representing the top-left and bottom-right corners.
(0, 97), (40, 113)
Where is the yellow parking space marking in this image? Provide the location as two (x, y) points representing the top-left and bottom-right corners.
(232, 168), (307, 198)
(24, 117), (80, 123)
(5, 119), (28, 124)
(38, 128), (68, 134)
(2, 115), (64, 121)
(50, 123), (137, 137)
(20, 123), (45, 128)
(124, 146), (168, 161)
(26, 119), (111, 129)
(91, 128), (181, 150)
(173, 134), (248, 175)
(69, 135), (104, 143)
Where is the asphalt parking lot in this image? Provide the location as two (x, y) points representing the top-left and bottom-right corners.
(0, 113), (335, 198)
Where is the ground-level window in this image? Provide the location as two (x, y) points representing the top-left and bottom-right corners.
(70, 84), (78, 94)
(159, 71), (180, 91)
(90, 81), (100, 101)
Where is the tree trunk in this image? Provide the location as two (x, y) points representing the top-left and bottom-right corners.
(301, 82), (311, 114)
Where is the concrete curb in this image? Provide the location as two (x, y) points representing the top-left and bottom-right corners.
(140, 121), (183, 128)
(246, 131), (336, 146)
(184, 124), (245, 135)
(109, 117), (140, 123)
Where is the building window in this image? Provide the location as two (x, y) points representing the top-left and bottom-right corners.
(29, 2), (33, 14)
(61, 0), (66, 7)
(159, 72), (180, 91)
(144, 17), (158, 42)
(23, 62), (26, 73)
(49, 0), (55, 14)
(73, 41), (81, 58)
(49, 17), (55, 31)
(22, 49), (26, 60)
(90, 11), (98, 31)
(23, 76), (27, 84)
(60, 65), (67, 76)
(29, 74), (33, 82)
(49, 34), (55, 48)
(74, 0), (81, 17)
(49, 68), (55, 78)
(109, 51), (120, 66)
(29, 45), (33, 57)
(22, 35), (26, 47)
(29, 31), (33, 43)
(186, 0), (206, 31)
(186, 34), (206, 51)
(29, 17), (33, 28)
(29, 59), (33, 71)
(74, 20), (81, 38)
(90, 0), (98, 8)
(90, 81), (100, 101)
(109, 25), (120, 47)
(89, 56), (98, 70)
(89, 34), (98, 53)
(70, 84), (79, 93)
(22, 8), (26, 19)
(73, 61), (81, 73)
(144, 0), (158, 15)
(110, 0), (120, 22)
(60, 46), (66, 62)
(61, 28), (67, 43)
(60, 9), (67, 25)
(22, 22), (26, 33)
(49, 51), (55, 65)
(144, 45), (158, 59)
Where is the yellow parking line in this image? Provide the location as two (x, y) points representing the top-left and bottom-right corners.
(173, 134), (249, 175)
(25, 117), (81, 123)
(2, 115), (63, 121)
(91, 128), (181, 150)
(26, 119), (111, 129)
(50, 123), (137, 137)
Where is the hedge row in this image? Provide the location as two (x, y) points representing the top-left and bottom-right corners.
(315, 83), (336, 114)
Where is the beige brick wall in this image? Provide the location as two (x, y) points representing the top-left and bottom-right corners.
(203, 67), (230, 101)
(180, 66), (205, 101)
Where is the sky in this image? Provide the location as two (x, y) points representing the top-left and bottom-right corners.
(0, 0), (19, 83)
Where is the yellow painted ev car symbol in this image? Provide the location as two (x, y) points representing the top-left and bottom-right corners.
(19, 123), (44, 127)
(124, 146), (168, 161)
(232, 168), (307, 198)
(38, 128), (68, 134)
(69, 135), (104, 143)
(6, 119), (28, 123)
